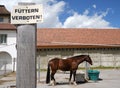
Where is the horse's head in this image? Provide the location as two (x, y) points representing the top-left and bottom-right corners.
(85, 55), (93, 65)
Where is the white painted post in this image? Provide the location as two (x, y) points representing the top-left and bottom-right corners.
(38, 57), (40, 82)
(85, 62), (90, 79)
(13, 58), (15, 72)
(4, 61), (7, 76)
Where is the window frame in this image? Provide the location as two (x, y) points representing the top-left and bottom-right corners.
(0, 34), (7, 44)
(0, 17), (3, 22)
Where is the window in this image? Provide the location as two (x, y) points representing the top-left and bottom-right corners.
(0, 17), (3, 22)
(0, 34), (7, 44)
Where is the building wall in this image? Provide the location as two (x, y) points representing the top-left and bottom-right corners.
(37, 48), (120, 69)
(0, 16), (9, 23)
(0, 52), (12, 70)
(0, 30), (17, 71)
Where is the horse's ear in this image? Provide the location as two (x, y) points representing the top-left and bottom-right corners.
(86, 55), (90, 60)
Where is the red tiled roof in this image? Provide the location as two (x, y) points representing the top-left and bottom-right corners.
(37, 28), (120, 48)
(0, 23), (16, 30)
(0, 5), (10, 15)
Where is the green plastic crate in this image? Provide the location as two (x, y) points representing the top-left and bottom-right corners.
(88, 70), (100, 81)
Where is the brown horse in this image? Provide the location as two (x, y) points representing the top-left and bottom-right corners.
(46, 55), (92, 85)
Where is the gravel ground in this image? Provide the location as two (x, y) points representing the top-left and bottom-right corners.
(0, 69), (120, 88)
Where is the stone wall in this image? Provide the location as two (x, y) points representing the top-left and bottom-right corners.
(37, 48), (120, 69)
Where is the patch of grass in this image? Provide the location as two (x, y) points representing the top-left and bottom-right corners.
(78, 66), (120, 70)
(91, 66), (120, 69)
(37, 69), (47, 72)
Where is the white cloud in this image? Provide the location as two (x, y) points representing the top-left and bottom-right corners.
(0, 0), (113, 28)
(0, 0), (65, 28)
(63, 9), (112, 28)
(93, 4), (96, 9)
(38, 1), (65, 28)
(83, 9), (89, 15)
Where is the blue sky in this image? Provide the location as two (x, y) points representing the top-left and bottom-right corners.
(61, 0), (120, 28)
(0, 0), (119, 28)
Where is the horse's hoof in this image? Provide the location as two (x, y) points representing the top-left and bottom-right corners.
(49, 83), (55, 86)
(73, 81), (77, 85)
(50, 80), (56, 86)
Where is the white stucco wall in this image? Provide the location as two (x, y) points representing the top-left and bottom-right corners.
(0, 30), (17, 71)
(0, 30), (16, 57)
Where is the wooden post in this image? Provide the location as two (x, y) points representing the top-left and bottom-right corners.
(16, 24), (36, 88)
(11, 3), (42, 88)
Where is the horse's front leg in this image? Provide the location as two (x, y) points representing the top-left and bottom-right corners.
(73, 70), (77, 85)
(69, 71), (72, 84)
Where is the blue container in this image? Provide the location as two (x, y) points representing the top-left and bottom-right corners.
(88, 70), (100, 81)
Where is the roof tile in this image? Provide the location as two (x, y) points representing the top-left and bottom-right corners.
(37, 28), (120, 48)
(0, 23), (16, 30)
(0, 5), (10, 15)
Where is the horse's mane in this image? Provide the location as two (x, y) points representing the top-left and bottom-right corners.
(68, 55), (87, 59)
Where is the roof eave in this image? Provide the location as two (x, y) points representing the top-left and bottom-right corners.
(37, 44), (120, 49)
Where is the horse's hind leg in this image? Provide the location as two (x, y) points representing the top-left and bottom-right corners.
(50, 71), (56, 86)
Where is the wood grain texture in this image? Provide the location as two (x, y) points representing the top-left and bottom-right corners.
(16, 25), (36, 88)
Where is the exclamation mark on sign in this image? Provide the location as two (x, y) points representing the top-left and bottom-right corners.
(37, 15), (43, 22)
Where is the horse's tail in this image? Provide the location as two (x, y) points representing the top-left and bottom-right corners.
(46, 63), (50, 83)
